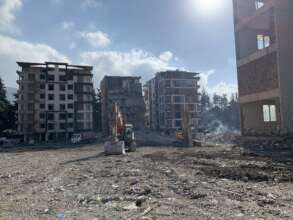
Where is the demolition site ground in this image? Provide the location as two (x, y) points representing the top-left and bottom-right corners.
(1, 141), (293, 220)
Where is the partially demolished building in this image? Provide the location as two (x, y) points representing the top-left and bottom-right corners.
(144, 70), (200, 131)
(233, 0), (293, 135)
(17, 62), (95, 143)
(100, 76), (145, 136)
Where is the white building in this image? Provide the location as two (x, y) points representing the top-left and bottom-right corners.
(17, 62), (95, 143)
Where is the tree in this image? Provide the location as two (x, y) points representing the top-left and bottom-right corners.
(200, 89), (211, 112)
(93, 89), (102, 132)
(200, 91), (240, 132)
(0, 77), (17, 134)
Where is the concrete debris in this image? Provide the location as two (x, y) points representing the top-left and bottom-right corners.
(1, 143), (293, 219)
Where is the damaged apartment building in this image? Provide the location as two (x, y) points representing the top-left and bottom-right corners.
(100, 76), (145, 136)
(17, 62), (95, 143)
(144, 70), (200, 132)
(233, 0), (293, 135)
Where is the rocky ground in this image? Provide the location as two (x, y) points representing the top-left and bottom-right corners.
(1, 141), (293, 220)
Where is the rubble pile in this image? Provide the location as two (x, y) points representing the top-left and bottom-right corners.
(204, 131), (241, 145)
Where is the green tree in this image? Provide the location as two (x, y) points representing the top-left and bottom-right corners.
(0, 77), (17, 134)
(93, 89), (102, 132)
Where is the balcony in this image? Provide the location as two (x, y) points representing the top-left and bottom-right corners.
(237, 43), (277, 67)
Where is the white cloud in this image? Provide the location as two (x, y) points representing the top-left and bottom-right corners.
(81, 31), (111, 48)
(209, 82), (238, 97)
(61, 21), (75, 30)
(80, 49), (176, 84)
(159, 51), (173, 62)
(0, 34), (70, 87)
(0, 0), (22, 33)
(82, 0), (102, 8)
(199, 70), (237, 97)
(69, 42), (76, 49)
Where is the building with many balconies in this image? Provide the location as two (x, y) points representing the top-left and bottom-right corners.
(144, 70), (200, 131)
(16, 62), (95, 143)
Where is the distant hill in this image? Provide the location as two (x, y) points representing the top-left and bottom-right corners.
(6, 87), (17, 103)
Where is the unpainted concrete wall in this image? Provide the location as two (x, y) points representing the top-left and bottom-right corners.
(241, 99), (281, 135)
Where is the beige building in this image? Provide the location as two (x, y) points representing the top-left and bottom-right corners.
(233, 0), (293, 135)
(144, 70), (200, 131)
(17, 62), (95, 142)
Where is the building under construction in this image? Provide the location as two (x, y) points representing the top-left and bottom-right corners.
(16, 62), (95, 143)
(144, 70), (200, 132)
(233, 0), (293, 135)
(100, 76), (145, 136)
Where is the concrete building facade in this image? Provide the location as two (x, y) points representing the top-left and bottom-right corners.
(17, 62), (95, 142)
(100, 76), (145, 136)
(233, 0), (293, 135)
(144, 71), (200, 131)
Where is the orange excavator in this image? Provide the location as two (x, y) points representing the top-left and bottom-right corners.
(104, 102), (137, 155)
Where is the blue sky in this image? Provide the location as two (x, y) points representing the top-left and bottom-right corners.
(0, 0), (237, 95)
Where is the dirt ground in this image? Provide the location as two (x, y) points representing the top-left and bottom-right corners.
(1, 142), (293, 220)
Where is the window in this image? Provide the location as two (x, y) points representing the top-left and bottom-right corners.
(28, 93), (35, 99)
(173, 80), (194, 88)
(40, 113), (45, 119)
(85, 113), (92, 120)
(77, 103), (84, 110)
(68, 103), (74, 109)
(165, 80), (171, 87)
(60, 123), (66, 130)
(48, 94), (54, 100)
(59, 113), (66, 120)
(68, 113), (73, 119)
(173, 95), (185, 103)
(40, 74), (45, 80)
(40, 104), (45, 109)
(48, 75), (54, 81)
(165, 96), (172, 103)
(28, 84), (35, 90)
(59, 84), (66, 91)
(77, 122), (84, 129)
(40, 93), (45, 99)
(187, 104), (195, 111)
(47, 113), (54, 121)
(77, 113), (84, 120)
(28, 104), (34, 111)
(59, 94), (66, 101)
(40, 84), (45, 89)
(59, 75), (66, 81)
(257, 34), (270, 50)
(68, 123), (74, 128)
(27, 114), (33, 120)
(60, 104), (66, 111)
(174, 104), (183, 111)
(48, 84), (54, 91)
(255, 0), (264, 9)
(263, 105), (277, 122)
(28, 74), (35, 81)
(68, 84), (73, 90)
(85, 104), (92, 111)
(48, 104), (54, 111)
(174, 120), (182, 128)
(40, 123), (45, 129)
(48, 123), (54, 130)
(68, 94), (73, 100)
(175, 112), (181, 118)
(67, 74), (73, 81)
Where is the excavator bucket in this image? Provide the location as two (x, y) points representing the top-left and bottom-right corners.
(104, 140), (125, 155)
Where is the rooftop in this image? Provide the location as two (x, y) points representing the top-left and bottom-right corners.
(16, 61), (93, 71)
